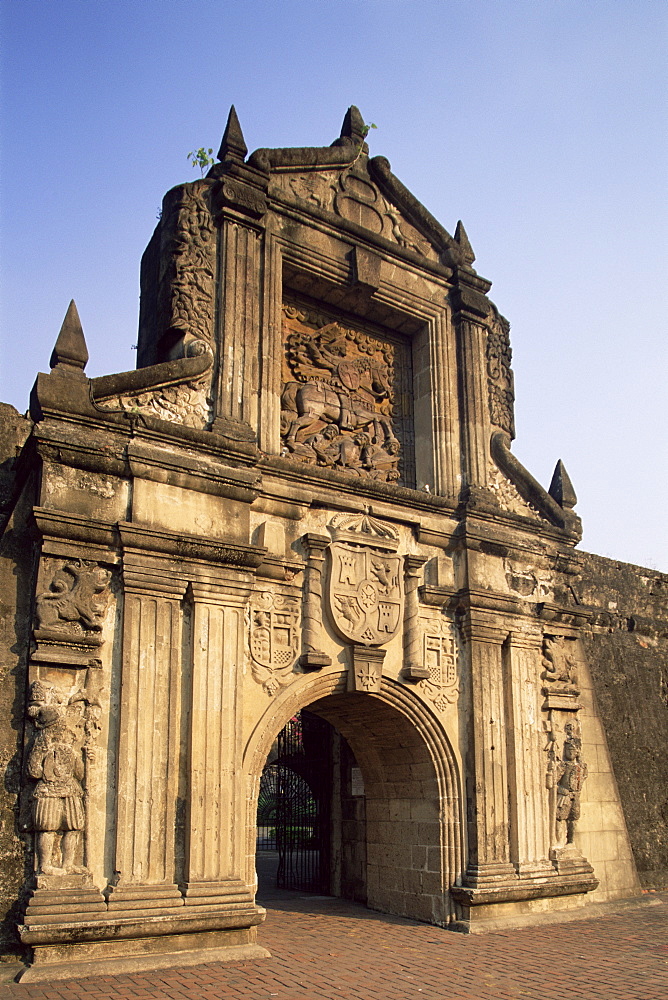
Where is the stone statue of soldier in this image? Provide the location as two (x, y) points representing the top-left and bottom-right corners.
(554, 729), (588, 847)
(26, 681), (87, 876)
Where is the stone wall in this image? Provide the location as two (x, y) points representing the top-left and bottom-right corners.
(0, 404), (34, 954)
(579, 552), (668, 888)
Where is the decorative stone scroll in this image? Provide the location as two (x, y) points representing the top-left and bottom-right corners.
(280, 304), (412, 485)
(326, 512), (402, 646)
(94, 341), (214, 429)
(488, 464), (541, 521)
(25, 680), (99, 876)
(248, 591), (300, 695)
(486, 305), (515, 438)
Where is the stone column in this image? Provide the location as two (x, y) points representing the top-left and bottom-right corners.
(504, 629), (553, 877)
(460, 617), (516, 887)
(108, 566), (187, 917)
(298, 533), (332, 671)
(181, 576), (256, 908)
(402, 554), (429, 681)
(258, 227), (283, 455)
(456, 316), (490, 489)
(427, 311), (461, 497)
(214, 220), (262, 433)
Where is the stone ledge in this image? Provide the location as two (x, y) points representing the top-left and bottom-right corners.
(19, 902), (266, 946)
(451, 872), (599, 907)
(16, 935), (269, 983)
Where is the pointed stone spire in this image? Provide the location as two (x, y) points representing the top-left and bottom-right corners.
(217, 105), (248, 162)
(340, 105), (367, 146)
(548, 460), (577, 509)
(454, 220), (475, 264)
(49, 300), (89, 377)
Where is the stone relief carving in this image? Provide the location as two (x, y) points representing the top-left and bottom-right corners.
(25, 680), (99, 876)
(418, 616), (459, 711)
(95, 341), (214, 429)
(488, 464), (541, 521)
(546, 722), (588, 848)
(326, 513), (402, 646)
(36, 560), (111, 636)
(281, 304), (412, 484)
(282, 167), (435, 258)
(247, 591), (300, 695)
(486, 306), (515, 438)
(163, 183), (216, 347)
(541, 636), (580, 697)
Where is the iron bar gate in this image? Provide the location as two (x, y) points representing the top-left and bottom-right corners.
(257, 710), (333, 893)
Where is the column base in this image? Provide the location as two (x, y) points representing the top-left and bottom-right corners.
(18, 877), (267, 982)
(16, 926), (269, 982)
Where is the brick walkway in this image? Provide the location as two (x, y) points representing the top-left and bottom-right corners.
(2, 888), (666, 1000)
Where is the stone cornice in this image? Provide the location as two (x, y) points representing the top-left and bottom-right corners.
(117, 521), (266, 568)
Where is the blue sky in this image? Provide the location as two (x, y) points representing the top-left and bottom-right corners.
(1, 0), (666, 570)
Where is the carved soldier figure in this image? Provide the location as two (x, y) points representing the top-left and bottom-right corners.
(26, 682), (87, 876)
(553, 728), (588, 846)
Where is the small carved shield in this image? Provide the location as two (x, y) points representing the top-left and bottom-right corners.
(327, 542), (402, 646)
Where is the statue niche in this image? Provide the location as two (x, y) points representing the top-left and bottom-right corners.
(280, 305), (410, 485)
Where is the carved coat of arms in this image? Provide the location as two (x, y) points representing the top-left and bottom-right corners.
(248, 592), (300, 695)
(326, 513), (402, 646)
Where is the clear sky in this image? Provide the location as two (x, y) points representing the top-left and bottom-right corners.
(1, 0), (666, 571)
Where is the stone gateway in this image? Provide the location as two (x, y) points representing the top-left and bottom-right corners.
(0, 106), (666, 981)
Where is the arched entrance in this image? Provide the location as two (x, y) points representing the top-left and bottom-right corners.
(245, 674), (463, 927)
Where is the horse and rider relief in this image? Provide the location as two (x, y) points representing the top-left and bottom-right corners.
(280, 307), (409, 484)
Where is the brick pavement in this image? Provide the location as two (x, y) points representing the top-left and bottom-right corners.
(1, 888), (666, 1000)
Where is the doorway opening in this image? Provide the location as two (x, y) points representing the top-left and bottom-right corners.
(251, 683), (462, 925)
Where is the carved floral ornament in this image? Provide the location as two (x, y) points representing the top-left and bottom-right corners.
(280, 305), (410, 484)
(163, 183), (216, 347)
(486, 306), (515, 439)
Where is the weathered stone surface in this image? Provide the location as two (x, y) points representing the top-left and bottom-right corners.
(0, 107), (659, 977)
(578, 553), (668, 889)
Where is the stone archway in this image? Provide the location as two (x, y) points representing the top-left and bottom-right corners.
(244, 673), (464, 926)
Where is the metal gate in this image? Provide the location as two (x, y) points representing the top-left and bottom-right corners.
(258, 710), (332, 893)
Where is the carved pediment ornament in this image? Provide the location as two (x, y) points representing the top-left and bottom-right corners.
(326, 514), (402, 647)
(282, 166), (434, 258)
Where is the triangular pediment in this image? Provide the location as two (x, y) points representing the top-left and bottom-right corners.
(247, 106), (472, 268)
(270, 162), (442, 262)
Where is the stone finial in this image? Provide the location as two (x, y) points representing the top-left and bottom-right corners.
(548, 460), (577, 509)
(217, 105), (248, 162)
(454, 220), (476, 265)
(339, 105), (367, 146)
(49, 300), (89, 377)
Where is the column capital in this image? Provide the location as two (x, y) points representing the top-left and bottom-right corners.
(301, 532), (331, 554)
(404, 554), (428, 577)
